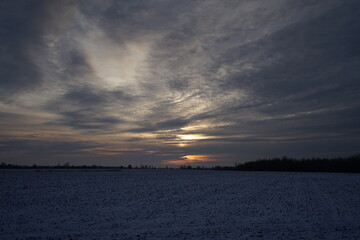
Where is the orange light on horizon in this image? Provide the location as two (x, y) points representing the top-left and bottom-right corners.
(162, 154), (216, 165)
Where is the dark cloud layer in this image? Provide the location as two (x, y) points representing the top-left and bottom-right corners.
(1, 0), (360, 166)
(0, 0), (45, 97)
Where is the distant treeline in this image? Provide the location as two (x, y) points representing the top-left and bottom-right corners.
(0, 162), (146, 170)
(0, 162), (120, 170)
(1, 155), (360, 173)
(214, 155), (360, 173)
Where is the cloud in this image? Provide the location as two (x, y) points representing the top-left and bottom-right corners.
(1, 0), (360, 165)
(45, 86), (137, 131)
(53, 111), (122, 130)
(0, 0), (45, 98)
(0, 139), (97, 164)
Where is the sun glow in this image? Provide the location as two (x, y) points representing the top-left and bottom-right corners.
(177, 134), (211, 140)
(162, 154), (215, 165)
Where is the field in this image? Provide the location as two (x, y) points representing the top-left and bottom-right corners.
(1, 170), (360, 239)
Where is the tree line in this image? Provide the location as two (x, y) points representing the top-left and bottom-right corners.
(214, 155), (360, 173)
(1, 155), (359, 173)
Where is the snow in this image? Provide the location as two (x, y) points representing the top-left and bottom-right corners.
(1, 170), (360, 239)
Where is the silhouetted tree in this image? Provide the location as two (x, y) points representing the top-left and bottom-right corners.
(233, 155), (360, 173)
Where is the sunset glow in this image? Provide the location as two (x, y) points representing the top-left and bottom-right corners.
(177, 134), (212, 141)
(162, 155), (216, 166)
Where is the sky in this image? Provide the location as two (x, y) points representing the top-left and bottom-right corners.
(1, 0), (360, 167)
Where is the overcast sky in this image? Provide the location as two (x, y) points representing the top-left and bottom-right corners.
(1, 0), (359, 166)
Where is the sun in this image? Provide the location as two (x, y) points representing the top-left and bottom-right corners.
(177, 134), (210, 141)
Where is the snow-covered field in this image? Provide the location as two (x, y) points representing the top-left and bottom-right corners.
(1, 170), (360, 240)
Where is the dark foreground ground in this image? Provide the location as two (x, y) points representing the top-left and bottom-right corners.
(1, 170), (360, 239)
